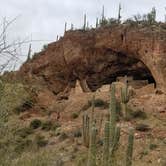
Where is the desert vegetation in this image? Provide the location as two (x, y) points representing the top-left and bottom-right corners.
(0, 4), (166, 166)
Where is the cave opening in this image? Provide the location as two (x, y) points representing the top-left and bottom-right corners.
(86, 52), (156, 91)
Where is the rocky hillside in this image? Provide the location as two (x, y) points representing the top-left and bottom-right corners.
(0, 21), (166, 166)
(16, 22), (166, 98)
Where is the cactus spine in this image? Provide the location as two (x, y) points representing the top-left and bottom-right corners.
(87, 125), (97, 166)
(126, 128), (134, 166)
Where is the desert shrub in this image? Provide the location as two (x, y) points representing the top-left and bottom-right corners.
(81, 102), (91, 111)
(130, 109), (147, 119)
(135, 123), (151, 132)
(149, 143), (158, 150)
(51, 122), (61, 131)
(0, 82), (31, 115)
(41, 121), (53, 131)
(71, 112), (79, 119)
(81, 98), (109, 111)
(30, 119), (42, 129)
(58, 132), (68, 141)
(15, 127), (33, 138)
(35, 135), (48, 147)
(89, 98), (109, 108)
(14, 138), (33, 154)
(15, 99), (34, 114)
(73, 129), (82, 138)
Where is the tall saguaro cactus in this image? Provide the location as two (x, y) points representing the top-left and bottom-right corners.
(109, 126), (121, 165)
(126, 128), (134, 166)
(102, 83), (121, 166)
(87, 126), (97, 166)
(102, 121), (110, 166)
(118, 3), (122, 23)
(82, 114), (90, 147)
(83, 14), (87, 30)
(110, 83), (117, 143)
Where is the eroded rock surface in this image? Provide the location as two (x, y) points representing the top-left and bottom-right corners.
(18, 24), (166, 96)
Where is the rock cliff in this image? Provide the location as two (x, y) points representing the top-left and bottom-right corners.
(18, 23), (166, 97)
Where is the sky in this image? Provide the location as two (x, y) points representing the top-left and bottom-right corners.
(0, 0), (166, 70)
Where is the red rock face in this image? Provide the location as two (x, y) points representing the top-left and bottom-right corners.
(18, 24), (166, 96)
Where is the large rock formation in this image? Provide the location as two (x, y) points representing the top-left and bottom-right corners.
(18, 24), (166, 96)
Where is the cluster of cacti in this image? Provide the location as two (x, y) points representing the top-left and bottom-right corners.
(82, 94), (96, 147)
(82, 83), (134, 166)
(101, 83), (121, 166)
(120, 81), (130, 119)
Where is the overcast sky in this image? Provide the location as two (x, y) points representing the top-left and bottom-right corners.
(0, 0), (166, 66)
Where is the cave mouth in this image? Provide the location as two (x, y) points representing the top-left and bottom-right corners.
(86, 52), (156, 91)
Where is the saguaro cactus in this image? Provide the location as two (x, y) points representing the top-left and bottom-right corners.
(96, 18), (99, 28)
(126, 128), (134, 166)
(83, 14), (87, 30)
(121, 83), (130, 119)
(82, 114), (90, 147)
(110, 83), (117, 143)
(102, 83), (121, 166)
(87, 125), (97, 166)
(109, 126), (121, 165)
(64, 22), (67, 33)
(102, 121), (110, 166)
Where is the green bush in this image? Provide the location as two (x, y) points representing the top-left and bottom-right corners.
(15, 138), (33, 154)
(51, 122), (61, 131)
(81, 98), (109, 111)
(41, 121), (53, 131)
(30, 119), (42, 129)
(58, 132), (68, 141)
(15, 99), (34, 114)
(16, 127), (33, 138)
(35, 135), (48, 147)
(149, 143), (158, 150)
(71, 112), (79, 119)
(130, 109), (147, 119)
(135, 123), (151, 132)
